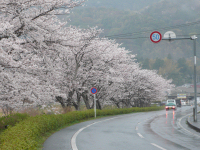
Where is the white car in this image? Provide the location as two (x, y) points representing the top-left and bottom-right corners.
(166, 99), (176, 105)
(181, 100), (186, 106)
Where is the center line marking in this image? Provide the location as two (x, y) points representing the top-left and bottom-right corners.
(151, 143), (167, 150)
(137, 133), (144, 138)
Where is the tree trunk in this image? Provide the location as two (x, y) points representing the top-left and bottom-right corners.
(67, 89), (75, 107)
(76, 91), (81, 110)
(81, 91), (91, 109)
(55, 96), (66, 108)
(96, 100), (102, 110)
(116, 102), (120, 108)
(72, 102), (78, 110)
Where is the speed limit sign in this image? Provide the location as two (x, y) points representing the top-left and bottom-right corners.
(150, 31), (162, 43)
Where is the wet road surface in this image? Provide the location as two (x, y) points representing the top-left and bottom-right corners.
(43, 106), (200, 150)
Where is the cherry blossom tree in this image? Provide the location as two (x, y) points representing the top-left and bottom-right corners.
(0, 0), (85, 110)
(0, 0), (174, 112)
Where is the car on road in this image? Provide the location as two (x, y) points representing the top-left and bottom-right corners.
(165, 103), (176, 110)
(166, 99), (176, 105)
(181, 100), (186, 106)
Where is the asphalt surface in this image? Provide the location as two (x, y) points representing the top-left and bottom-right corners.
(187, 110), (200, 133)
(43, 106), (200, 150)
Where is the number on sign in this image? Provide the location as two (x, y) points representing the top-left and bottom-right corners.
(150, 31), (162, 43)
(152, 33), (160, 41)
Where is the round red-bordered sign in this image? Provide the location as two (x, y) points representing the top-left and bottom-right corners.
(150, 31), (162, 43)
(91, 87), (97, 94)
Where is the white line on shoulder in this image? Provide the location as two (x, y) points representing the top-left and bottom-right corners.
(151, 143), (167, 150)
(71, 116), (120, 150)
(137, 133), (144, 138)
(177, 113), (200, 138)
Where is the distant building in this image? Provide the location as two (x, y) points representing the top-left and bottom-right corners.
(167, 86), (200, 103)
(182, 84), (192, 88)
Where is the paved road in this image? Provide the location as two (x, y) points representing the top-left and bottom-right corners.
(43, 106), (200, 150)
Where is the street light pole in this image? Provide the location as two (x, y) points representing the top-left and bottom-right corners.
(192, 35), (197, 121)
(162, 35), (198, 121)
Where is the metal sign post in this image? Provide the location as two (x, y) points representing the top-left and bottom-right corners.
(91, 87), (97, 118)
(94, 94), (96, 118)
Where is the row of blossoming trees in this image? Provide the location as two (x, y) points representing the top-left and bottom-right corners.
(0, 0), (173, 112)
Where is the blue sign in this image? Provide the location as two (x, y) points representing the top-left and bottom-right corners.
(150, 31), (162, 43)
(152, 33), (160, 41)
(91, 87), (97, 94)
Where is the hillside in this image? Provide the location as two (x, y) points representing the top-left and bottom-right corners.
(64, 0), (200, 60)
(82, 0), (160, 10)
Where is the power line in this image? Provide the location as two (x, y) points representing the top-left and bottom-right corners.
(105, 20), (200, 38)
(106, 20), (200, 38)
(112, 34), (200, 40)
(114, 37), (148, 40)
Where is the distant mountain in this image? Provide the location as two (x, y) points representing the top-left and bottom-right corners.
(82, 0), (160, 11)
(65, 0), (200, 60)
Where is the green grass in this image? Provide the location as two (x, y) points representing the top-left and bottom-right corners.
(0, 113), (30, 134)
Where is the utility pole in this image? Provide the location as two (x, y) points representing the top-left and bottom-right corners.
(162, 33), (198, 121)
(191, 35), (198, 121)
(150, 31), (198, 121)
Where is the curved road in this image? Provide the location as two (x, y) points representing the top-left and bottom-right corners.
(43, 106), (200, 150)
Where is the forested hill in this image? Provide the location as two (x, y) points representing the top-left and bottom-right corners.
(82, 0), (160, 11)
(66, 0), (200, 60)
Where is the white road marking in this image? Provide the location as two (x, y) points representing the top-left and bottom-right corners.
(137, 133), (144, 138)
(135, 126), (138, 130)
(71, 116), (120, 150)
(151, 143), (167, 150)
(177, 113), (200, 138)
(71, 113), (145, 150)
(71, 122), (97, 150)
(71, 112), (168, 150)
